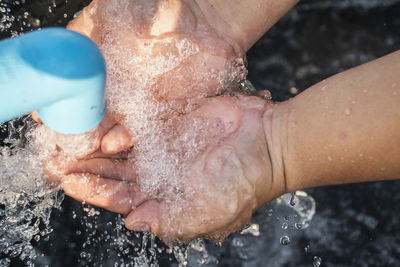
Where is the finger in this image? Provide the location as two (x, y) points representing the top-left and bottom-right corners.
(61, 158), (136, 182)
(31, 111), (42, 123)
(74, 111), (118, 159)
(101, 124), (133, 155)
(61, 173), (148, 215)
(97, 111), (118, 137)
(83, 150), (129, 160)
(125, 200), (161, 235)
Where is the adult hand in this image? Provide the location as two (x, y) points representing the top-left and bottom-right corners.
(44, 0), (286, 243)
(54, 95), (285, 243)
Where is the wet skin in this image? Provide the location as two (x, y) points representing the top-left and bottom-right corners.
(38, 0), (400, 244)
(42, 0), (286, 243)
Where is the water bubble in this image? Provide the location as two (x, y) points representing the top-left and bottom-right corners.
(280, 236), (291, 246)
(313, 256), (322, 267)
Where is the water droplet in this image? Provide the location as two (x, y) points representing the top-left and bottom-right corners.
(290, 87), (299, 95)
(295, 222), (303, 229)
(344, 108), (352, 116)
(304, 244), (310, 253)
(257, 90), (272, 100)
(282, 222), (288, 230)
(232, 237), (245, 248)
(313, 256), (322, 267)
(280, 236), (291, 246)
(327, 155), (332, 161)
(267, 209), (273, 217)
(363, 89), (368, 93)
(290, 192), (296, 206)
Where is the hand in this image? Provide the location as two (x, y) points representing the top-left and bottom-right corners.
(44, 0), (286, 243)
(51, 96), (284, 243)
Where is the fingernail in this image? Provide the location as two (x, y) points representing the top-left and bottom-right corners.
(130, 222), (150, 232)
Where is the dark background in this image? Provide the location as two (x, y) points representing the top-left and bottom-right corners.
(1, 0), (400, 266)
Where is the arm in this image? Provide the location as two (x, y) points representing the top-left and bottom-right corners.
(267, 50), (400, 193)
(196, 0), (299, 52)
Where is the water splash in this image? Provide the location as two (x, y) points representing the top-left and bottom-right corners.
(313, 256), (322, 267)
(0, 117), (64, 265)
(0, 1), (321, 266)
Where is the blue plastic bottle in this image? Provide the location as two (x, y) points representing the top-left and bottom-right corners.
(0, 28), (106, 134)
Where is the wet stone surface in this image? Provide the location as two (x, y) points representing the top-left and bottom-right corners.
(1, 0), (400, 266)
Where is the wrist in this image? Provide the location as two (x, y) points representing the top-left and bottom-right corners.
(194, 0), (299, 52)
(193, 0), (246, 54)
(262, 101), (293, 202)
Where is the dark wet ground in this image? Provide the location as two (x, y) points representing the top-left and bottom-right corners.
(1, 0), (400, 266)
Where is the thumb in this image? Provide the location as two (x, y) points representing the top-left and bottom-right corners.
(101, 124), (133, 155)
(125, 200), (161, 236)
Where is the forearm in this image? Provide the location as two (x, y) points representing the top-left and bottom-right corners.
(195, 0), (299, 52)
(274, 50), (400, 192)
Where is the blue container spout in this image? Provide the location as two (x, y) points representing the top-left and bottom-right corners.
(0, 28), (107, 134)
